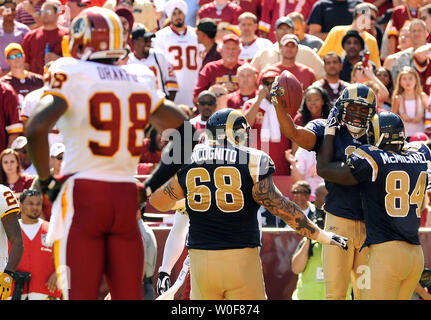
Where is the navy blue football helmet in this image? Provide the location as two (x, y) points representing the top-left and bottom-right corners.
(206, 108), (250, 146)
(367, 111), (406, 149)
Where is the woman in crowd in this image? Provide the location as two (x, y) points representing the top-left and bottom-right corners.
(0, 148), (34, 196)
(375, 67), (394, 111)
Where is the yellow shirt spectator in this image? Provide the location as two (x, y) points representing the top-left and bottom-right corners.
(318, 25), (381, 68)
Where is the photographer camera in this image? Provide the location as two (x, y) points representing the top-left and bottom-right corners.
(14, 189), (61, 299)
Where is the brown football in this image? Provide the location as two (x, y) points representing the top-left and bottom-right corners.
(272, 70), (303, 117)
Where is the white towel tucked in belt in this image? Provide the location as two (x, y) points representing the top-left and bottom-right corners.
(260, 98), (281, 143)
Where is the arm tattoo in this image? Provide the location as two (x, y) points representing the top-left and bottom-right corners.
(163, 180), (180, 200)
(252, 176), (317, 238)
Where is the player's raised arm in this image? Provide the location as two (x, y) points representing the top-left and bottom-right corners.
(316, 103), (359, 186)
(251, 175), (348, 249)
(142, 100), (198, 202)
(270, 71), (317, 151)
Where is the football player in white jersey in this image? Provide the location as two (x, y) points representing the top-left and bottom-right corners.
(26, 7), (197, 300)
(0, 185), (23, 300)
(152, 0), (202, 109)
(238, 12), (273, 63)
(128, 27), (179, 101)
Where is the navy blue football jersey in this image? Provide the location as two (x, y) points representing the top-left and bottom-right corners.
(305, 120), (367, 220)
(176, 143), (275, 250)
(347, 142), (431, 247)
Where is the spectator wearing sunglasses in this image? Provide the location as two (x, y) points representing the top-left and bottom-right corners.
(191, 90), (217, 139)
(318, 3), (381, 69)
(243, 68), (291, 176)
(21, 0), (69, 75)
(0, 0), (30, 76)
(11, 136), (36, 177)
(1, 43), (43, 104)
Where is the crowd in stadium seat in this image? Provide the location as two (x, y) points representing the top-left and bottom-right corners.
(1, 0), (431, 300)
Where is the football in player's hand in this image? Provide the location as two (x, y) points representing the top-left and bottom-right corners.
(270, 70), (303, 117)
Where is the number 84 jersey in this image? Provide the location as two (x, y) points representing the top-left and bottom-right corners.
(347, 142), (431, 247)
(43, 57), (165, 182)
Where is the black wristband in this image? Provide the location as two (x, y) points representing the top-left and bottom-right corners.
(3, 270), (14, 278)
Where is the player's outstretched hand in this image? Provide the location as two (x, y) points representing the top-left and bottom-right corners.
(0, 271), (13, 300)
(157, 272), (171, 295)
(317, 230), (348, 250)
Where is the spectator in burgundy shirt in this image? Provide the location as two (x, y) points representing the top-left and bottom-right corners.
(227, 63), (257, 110)
(0, 0), (30, 76)
(419, 4), (431, 43)
(21, 0), (68, 75)
(15, 0), (46, 30)
(197, 0), (242, 25)
(193, 33), (243, 103)
(196, 18), (221, 70)
(271, 34), (317, 91)
(2, 43), (44, 105)
(313, 52), (349, 105)
(0, 81), (22, 153)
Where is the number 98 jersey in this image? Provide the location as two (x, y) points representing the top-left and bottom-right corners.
(43, 57), (165, 182)
(176, 143), (275, 250)
(347, 142), (431, 247)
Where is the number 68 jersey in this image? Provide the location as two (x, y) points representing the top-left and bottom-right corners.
(43, 57), (165, 182)
(176, 143), (275, 250)
(347, 142), (431, 247)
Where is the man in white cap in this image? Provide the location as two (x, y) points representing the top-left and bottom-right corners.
(11, 136), (37, 177)
(152, 0), (202, 110)
(49, 143), (65, 176)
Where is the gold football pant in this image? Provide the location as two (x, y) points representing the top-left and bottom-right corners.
(322, 212), (368, 300)
(362, 241), (424, 300)
(189, 247), (267, 300)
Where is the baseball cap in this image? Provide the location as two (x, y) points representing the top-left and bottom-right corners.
(197, 18), (217, 38)
(131, 27), (155, 40)
(258, 67), (279, 84)
(11, 136), (27, 150)
(410, 132), (429, 142)
(4, 42), (24, 58)
(280, 33), (299, 46)
(50, 143), (65, 157)
(275, 16), (294, 29)
(222, 33), (240, 44)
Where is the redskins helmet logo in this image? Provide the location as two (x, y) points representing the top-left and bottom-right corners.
(71, 16), (87, 39)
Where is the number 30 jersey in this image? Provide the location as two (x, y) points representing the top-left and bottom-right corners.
(0, 185), (20, 260)
(347, 142), (431, 247)
(43, 57), (165, 182)
(176, 143), (275, 250)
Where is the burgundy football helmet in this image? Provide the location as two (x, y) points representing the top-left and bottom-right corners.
(69, 7), (127, 60)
